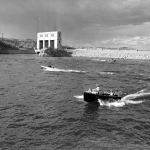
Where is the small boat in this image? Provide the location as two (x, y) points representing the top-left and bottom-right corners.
(41, 65), (65, 72)
(41, 66), (86, 73)
(84, 91), (121, 103)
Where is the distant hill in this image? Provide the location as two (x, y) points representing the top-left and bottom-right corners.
(118, 47), (136, 50)
(0, 38), (138, 52)
(0, 40), (19, 50)
(97, 47), (137, 50)
(62, 45), (75, 49)
(0, 38), (36, 50)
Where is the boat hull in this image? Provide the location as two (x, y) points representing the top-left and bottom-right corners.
(84, 92), (121, 103)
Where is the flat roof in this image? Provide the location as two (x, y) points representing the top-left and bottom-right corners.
(37, 31), (61, 33)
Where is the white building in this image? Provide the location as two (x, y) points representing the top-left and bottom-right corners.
(37, 31), (62, 49)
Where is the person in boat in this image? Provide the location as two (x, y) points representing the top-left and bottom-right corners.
(48, 65), (52, 68)
(113, 89), (117, 96)
(96, 84), (100, 93)
(48, 65), (54, 68)
(109, 89), (120, 96)
(92, 84), (100, 94)
(110, 89), (113, 96)
(114, 89), (120, 96)
(87, 88), (92, 92)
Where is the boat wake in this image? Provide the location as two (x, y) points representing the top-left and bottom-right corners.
(98, 90), (150, 107)
(99, 72), (114, 75)
(98, 99), (126, 107)
(92, 59), (107, 62)
(74, 95), (84, 99)
(98, 99), (143, 107)
(121, 91), (150, 101)
(74, 95), (84, 101)
(92, 58), (116, 62)
(41, 66), (86, 73)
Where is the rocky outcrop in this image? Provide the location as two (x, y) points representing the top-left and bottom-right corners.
(37, 47), (72, 57)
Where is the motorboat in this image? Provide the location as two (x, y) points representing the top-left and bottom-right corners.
(41, 65), (86, 73)
(84, 91), (121, 103)
(41, 65), (65, 72)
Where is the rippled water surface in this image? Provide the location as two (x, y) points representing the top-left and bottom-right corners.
(0, 55), (150, 150)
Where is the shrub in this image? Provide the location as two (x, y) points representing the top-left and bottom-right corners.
(45, 47), (72, 57)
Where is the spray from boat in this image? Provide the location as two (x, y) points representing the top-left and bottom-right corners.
(98, 90), (150, 107)
(74, 95), (84, 99)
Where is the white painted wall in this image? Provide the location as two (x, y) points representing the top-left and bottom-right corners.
(37, 31), (62, 49)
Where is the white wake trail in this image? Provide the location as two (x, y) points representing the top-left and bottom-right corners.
(98, 90), (149, 107)
(74, 95), (83, 99)
(98, 99), (126, 107)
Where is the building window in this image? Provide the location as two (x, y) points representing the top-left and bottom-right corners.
(51, 34), (54, 37)
(40, 34), (43, 37)
(45, 34), (48, 37)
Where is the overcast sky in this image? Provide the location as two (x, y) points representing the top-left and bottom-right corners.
(1, 0), (150, 49)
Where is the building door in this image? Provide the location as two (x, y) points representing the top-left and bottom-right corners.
(39, 40), (43, 49)
(50, 40), (54, 49)
(45, 40), (48, 48)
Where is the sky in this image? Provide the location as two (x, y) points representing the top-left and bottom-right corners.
(1, 0), (150, 49)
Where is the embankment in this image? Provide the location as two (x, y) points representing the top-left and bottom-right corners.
(0, 49), (35, 54)
(70, 48), (150, 60)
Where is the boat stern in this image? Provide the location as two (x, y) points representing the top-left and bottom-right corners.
(84, 92), (98, 102)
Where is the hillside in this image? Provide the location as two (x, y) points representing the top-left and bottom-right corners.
(0, 38), (36, 50)
(0, 40), (19, 50)
(0, 38), (72, 56)
(118, 47), (137, 50)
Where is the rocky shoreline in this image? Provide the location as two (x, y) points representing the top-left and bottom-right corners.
(70, 48), (150, 60)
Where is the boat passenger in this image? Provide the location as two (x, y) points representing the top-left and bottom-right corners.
(48, 65), (55, 68)
(87, 88), (92, 92)
(92, 84), (100, 94)
(95, 84), (100, 94)
(114, 89), (118, 96)
(110, 89), (113, 96)
(114, 89), (120, 96)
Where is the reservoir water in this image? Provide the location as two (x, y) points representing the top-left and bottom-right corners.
(0, 55), (150, 150)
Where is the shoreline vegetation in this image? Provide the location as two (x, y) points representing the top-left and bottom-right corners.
(1, 38), (150, 59)
(38, 47), (72, 57)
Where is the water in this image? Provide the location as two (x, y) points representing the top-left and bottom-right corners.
(0, 55), (150, 150)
